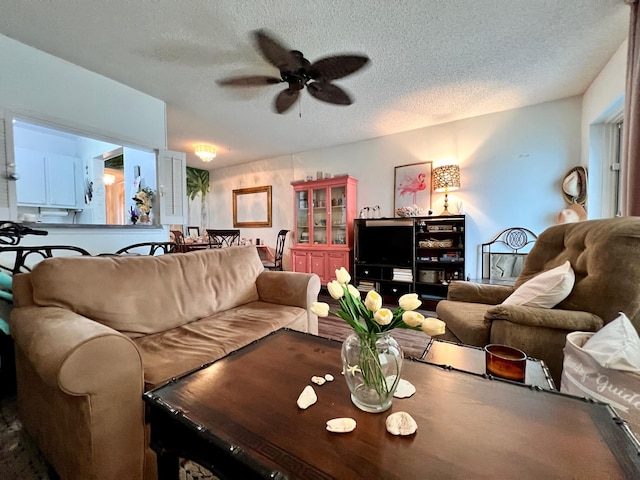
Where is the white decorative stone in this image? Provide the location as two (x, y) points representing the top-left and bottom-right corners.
(311, 376), (326, 385)
(385, 411), (418, 436)
(296, 385), (317, 409)
(326, 417), (357, 433)
(393, 378), (416, 398)
(324, 373), (334, 382)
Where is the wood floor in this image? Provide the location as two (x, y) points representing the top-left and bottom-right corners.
(316, 292), (436, 359)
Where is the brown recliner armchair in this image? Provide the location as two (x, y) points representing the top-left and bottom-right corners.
(436, 217), (640, 386)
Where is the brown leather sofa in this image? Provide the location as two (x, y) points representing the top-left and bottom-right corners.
(9, 246), (321, 480)
(436, 217), (640, 386)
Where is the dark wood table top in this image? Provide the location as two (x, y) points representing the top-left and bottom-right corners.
(145, 329), (640, 480)
(181, 241), (211, 251)
(422, 338), (557, 390)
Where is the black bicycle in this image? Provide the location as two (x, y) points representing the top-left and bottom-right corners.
(0, 221), (48, 246)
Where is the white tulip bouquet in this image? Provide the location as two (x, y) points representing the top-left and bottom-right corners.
(312, 267), (446, 337)
(312, 267), (446, 408)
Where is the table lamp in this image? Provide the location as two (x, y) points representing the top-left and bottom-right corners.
(433, 164), (461, 216)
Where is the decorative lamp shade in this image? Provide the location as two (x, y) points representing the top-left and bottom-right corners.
(194, 144), (217, 162)
(433, 165), (461, 192)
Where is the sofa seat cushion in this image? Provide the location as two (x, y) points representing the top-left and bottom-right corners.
(27, 246), (264, 338)
(134, 301), (307, 389)
(435, 300), (492, 347)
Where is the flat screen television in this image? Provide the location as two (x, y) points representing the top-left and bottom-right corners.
(354, 219), (414, 267)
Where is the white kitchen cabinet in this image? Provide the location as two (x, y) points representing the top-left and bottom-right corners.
(15, 148), (47, 205)
(48, 154), (80, 207)
(16, 147), (83, 208)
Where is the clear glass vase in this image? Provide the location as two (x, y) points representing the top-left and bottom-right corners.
(341, 331), (403, 413)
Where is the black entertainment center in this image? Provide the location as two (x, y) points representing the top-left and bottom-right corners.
(353, 215), (466, 307)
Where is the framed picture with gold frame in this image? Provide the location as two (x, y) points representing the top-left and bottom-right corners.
(233, 185), (272, 228)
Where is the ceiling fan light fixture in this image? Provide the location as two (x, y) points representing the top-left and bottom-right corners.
(103, 173), (116, 186)
(195, 144), (217, 162)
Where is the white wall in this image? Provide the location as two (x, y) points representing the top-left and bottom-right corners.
(581, 39), (627, 218)
(0, 34), (165, 148)
(209, 97), (582, 279)
(582, 40), (627, 140)
(15, 227), (168, 255)
(209, 155), (295, 267)
(0, 34), (169, 251)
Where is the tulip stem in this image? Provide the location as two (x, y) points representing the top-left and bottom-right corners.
(357, 332), (401, 398)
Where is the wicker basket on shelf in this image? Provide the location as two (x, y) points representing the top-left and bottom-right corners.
(419, 239), (454, 248)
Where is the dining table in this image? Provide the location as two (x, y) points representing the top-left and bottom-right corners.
(256, 244), (275, 262)
(180, 240), (274, 260)
(181, 240), (210, 252)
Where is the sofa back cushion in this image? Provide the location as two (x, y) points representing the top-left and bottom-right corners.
(28, 246), (264, 337)
(517, 218), (640, 331)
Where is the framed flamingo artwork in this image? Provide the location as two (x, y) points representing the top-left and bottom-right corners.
(393, 162), (432, 216)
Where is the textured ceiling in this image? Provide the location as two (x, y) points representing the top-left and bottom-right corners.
(0, 0), (630, 169)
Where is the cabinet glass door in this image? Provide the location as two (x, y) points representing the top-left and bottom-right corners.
(295, 190), (310, 244)
(312, 187), (328, 245)
(329, 185), (347, 245)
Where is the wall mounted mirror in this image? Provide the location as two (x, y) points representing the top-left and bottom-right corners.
(233, 185), (272, 228)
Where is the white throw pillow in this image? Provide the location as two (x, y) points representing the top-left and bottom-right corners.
(502, 260), (575, 308)
(582, 312), (640, 372)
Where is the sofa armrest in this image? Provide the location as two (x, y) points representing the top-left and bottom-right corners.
(9, 305), (146, 480)
(485, 304), (604, 331)
(486, 305), (604, 387)
(447, 281), (514, 305)
(256, 271), (321, 334)
(11, 306), (143, 390)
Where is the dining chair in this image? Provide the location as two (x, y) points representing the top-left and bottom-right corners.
(0, 245), (91, 274)
(206, 229), (240, 248)
(262, 229), (289, 271)
(0, 220), (91, 275)
(115, 242), (177, 256)
(170, 230), (187, 253)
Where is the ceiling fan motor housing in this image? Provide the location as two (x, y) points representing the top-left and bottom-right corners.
(281, 72), (306, 90)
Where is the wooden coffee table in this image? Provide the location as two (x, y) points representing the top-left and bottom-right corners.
(144, 329), (640, 480)
(421, 338), (556, 390)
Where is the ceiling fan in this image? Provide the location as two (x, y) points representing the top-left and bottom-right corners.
(217, 29), (370, 114)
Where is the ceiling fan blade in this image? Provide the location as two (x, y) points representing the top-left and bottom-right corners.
(253, 29), (299, 70)
(217, 75), (282, 87)
(274, 88), (300, 114)
(310, 55), (370, 81)
(307, 82), (353, 106)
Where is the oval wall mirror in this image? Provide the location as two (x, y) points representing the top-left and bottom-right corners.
(562, 166), (587, 205)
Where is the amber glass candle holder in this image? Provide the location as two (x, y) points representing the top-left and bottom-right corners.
(484, 344), (527, 382)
